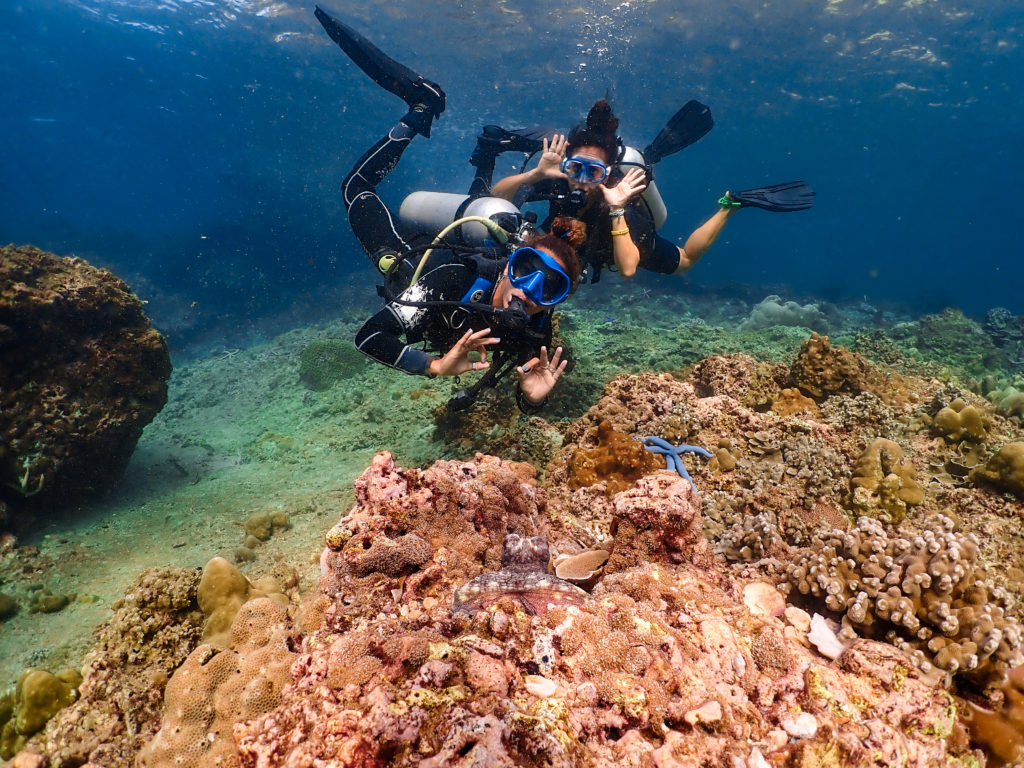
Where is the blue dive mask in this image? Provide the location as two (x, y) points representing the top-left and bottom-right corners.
(560, 155), (609, 184)
(507, 246), (571, 306)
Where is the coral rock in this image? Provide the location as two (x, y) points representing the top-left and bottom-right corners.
(0, 244), (170, 507)
(970, 441), (1024, 498)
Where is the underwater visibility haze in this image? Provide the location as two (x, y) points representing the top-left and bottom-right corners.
(1, 0), (1022, 345)
(5, 0), (1024, 766)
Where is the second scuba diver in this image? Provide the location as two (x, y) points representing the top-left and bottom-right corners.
(314, 6), (585, 413)
(480, 100), (814, 283)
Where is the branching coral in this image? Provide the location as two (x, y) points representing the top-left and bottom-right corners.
(782, 515), (1023, 688)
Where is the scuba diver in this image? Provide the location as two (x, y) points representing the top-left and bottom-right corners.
(314, 6), (585, 413)
(476, 100), (814, 283)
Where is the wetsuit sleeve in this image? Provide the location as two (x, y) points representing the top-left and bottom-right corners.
(354, 309), (432, 375)
(354, 264), (469, 376)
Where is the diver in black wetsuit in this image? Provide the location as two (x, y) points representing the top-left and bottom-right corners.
(315, 7), (585, 412)
(476, 101), (814, 284)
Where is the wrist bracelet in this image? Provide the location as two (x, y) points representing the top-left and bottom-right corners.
(610, 227), (630, 236)
(607, 207), (625, 218)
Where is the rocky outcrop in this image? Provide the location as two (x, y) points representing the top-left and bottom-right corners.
(0, 245), (171, 510)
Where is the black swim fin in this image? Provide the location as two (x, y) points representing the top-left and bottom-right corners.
(641, 100), (713, 165)
(314, 6), (445, 134)
(469, 124), (555, 167)
(720, 181), (815, 212)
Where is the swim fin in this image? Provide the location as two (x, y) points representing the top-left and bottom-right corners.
(720, 181), (815, 212)
(314, 6), (445, 134)
(469, 124), (555, 167)
(641, 100), (713, 165)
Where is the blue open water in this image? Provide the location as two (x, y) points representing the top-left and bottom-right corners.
(2, 0), (1022, 348)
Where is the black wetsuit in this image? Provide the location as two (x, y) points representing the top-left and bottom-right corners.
(344, 118), (553, 409)
(528, 178), (679, 280)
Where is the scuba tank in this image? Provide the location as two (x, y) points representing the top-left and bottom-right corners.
(617, 146), (667, 229)
(399, 192), (519, 246)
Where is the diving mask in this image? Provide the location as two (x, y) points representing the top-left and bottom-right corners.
(508, 246), (571, 306)
(560, 155), (609, 184)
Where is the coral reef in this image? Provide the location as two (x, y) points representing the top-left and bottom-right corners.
(890, 308), (1007, 379)
(226, 451), (972, 767)
(297, 338), (364, 391)
(782, 515), (1023, 689)
(849, 438), (925, 524)
(0, 245), (171, 508)
(13, 568), (203, 767)
(739, 294), (830, 334)
(14, 338), (1024, 766)
(970, 442), (1024, 499)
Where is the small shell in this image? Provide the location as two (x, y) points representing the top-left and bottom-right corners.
(554, 549), (610, 589)
(523, 674), (558, 698)
(325, 523), (351, 551)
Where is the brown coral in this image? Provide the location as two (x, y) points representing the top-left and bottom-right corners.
(0, 244), (171, 507)
(783, 515), (1024, 688)
(970, 442), (1024, 498)
(849, 438), (925, 524)
(566, 420), (663, 496)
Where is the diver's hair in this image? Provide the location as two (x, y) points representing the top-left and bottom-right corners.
(566, 99), (620, 162)
(526, 216), (586, 292)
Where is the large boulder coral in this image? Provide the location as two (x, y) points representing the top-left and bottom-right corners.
(0, 244), (171, 508)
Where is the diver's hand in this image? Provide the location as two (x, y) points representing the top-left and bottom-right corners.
(516, 346), (566, 403)
(429, 328), (500, 377)
(601, 167), (647, 207)
(536, 134), (568, 179)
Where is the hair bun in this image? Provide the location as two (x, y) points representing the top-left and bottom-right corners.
(586, 99), (619, 138)
(550, 216), (588, 249)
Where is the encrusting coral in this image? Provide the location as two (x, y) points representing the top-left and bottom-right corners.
(566, 419), (663, 496)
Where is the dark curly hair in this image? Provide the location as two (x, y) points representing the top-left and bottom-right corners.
(526, 216), (586, 292)
(566, 100), (620, 162)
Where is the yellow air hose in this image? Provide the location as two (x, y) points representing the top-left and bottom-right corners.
(409, 216), (510, 285)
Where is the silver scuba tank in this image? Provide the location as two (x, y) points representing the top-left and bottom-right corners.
(398, 192), (519, 246)
(618, 146), (667, 229)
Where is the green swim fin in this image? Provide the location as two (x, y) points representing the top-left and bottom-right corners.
(641, 100), (713, 165)
(719, 181), (815, 212)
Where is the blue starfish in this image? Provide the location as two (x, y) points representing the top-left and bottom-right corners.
(637, 436), (712, 492)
